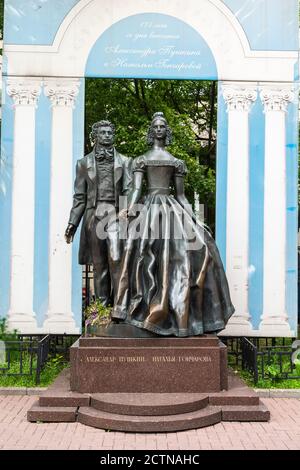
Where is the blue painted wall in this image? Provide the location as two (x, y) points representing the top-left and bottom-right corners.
(33, 91), (51, 328)
(4, 0), (79, 46)
(216, 88), (227, 268)
(72, 78), (85, 330)
(223, 0), (299, 51)
(248, 98), (265, 330)
(4, 0), (299, 52)
(286, 98), (299, 335)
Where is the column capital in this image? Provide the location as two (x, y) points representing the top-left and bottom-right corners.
(260, 87), (295, 112)
(7, 79), (41, 107)
(44, 79), (80, 108)
(222, 84), (257, 112)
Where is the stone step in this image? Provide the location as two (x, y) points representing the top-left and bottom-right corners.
(221, 404), (270, 422)
(27, 402), (77, 422)
(77, 405), (222, 432)
(209, 394), (260, 406)
(91, 393), (209, 416)
(39, 392), (90, 407)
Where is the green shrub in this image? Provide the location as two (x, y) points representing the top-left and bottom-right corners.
(0, 317), (19, 341)
(0, 354), (67, 387)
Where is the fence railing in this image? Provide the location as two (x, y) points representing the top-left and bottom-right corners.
(0, 335), (51, 385)
(0, 334), (80, 384)
(1, 332), (299, 386)
(221, 336), (300, 384)
(241, 337), (259, 384)
(36, 335), (51, 384)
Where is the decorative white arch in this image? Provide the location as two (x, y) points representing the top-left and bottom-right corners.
(4, 0), (297, 82)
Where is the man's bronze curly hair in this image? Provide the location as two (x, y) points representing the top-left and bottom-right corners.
(147, 112), (172, 146)
(90, 120), (115, 144)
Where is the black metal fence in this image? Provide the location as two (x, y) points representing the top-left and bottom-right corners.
(36, 335), (51, 384)
(240, 337), (259, 384)
(47, 334), (81, 360)
(221, 336), (300, 384)
(0, 335), (51, 385)
(83, 264), (94, 310)
(0, 334), (80, 384)
(1, 332), (299, 386)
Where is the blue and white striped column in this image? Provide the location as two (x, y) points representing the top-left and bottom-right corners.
(43, 79), (81, 334)
(222, 83), (257, 336)
(6, 78), (42, 333)
(259, 86), (295, 336)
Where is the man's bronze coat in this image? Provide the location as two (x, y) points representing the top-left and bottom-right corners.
(68, 147), (132, 264)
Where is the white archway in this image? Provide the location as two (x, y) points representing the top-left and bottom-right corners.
(4, 0), (297, 82)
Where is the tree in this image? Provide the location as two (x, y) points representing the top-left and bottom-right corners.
(85, 78), (217, 217)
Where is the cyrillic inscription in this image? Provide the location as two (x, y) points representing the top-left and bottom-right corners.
(85, 355), (212, 363)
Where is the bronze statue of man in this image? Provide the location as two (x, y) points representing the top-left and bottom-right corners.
(65, 120), (132, 306)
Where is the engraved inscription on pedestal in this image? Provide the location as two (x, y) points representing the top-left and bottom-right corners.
(85, 354), (212, 363)
(71, 337), (225, 393)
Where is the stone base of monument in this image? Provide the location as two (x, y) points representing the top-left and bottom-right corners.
(70, 335), (229, 393)
(27, 333), (270, 431)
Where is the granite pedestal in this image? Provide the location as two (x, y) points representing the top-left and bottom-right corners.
(70, 335), (228, 394)
(27, 330), (270, 431)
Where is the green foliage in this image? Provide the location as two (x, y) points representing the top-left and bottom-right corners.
(84, 299), (112, 328)
(0, 317), (66, 388)
(0, 354), (67, 387)
(0, 317), (22, 364)
(85, 79), (217, 207)
(0, 317), (18, 341)
(237, 367), (300, 390)
(295, 363), (300, 375)
(233, 350), (300, 389)
(229, 334), (300, 389)
(264, 364), (282, 381)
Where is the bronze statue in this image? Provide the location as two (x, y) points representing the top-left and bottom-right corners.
(112, 112), (234, 336)
(65, 120), (132, 306)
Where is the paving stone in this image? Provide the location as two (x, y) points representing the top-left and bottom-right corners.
(0, 396), (298, 449)
(0, 388), (27, 396)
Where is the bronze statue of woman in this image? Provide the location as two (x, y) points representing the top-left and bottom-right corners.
(112, 112), (234, 337)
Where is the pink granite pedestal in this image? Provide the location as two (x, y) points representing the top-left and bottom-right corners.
(27, 335), (270, 431)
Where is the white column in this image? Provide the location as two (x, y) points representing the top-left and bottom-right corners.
(222, 84), (257, 336)
(43, 79), (80, 334)
(259, 87), (294, 336)
(6, 79), (41, 333)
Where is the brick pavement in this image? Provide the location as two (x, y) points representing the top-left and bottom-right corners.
(0, 395), (299, 450)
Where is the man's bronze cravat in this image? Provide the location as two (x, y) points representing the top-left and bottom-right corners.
(95, 147), (114, 162)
